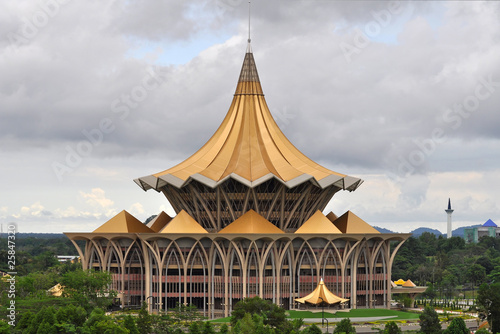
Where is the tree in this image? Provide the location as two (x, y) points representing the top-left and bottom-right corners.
(466, 264), (486, 297)
(201, 321), (216, 334)
(477, 282), (500, 334)
(444, 317), (468, 334)
(219, 323), (229, 334)
(188, 321), (201, 334)
(136, 302), (153, 334)
(419, 306), (441, 334)
(123, 315), (139, 334)
(61, 269), (116, 311)
(230, 296), (286, 329)
(303, 324), (322, 334)
(333, 318), (356, 334)
(384, 321), (401, 334)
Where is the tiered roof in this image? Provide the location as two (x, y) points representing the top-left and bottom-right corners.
(93, 210), (153, 233)
(135, 44), (362, 192)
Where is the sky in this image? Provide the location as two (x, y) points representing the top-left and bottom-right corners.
(1, 0), (499, 234)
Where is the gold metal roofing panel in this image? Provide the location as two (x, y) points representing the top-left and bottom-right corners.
(402, 279), (416, 287)
(332, 211), (380, 234)
(158, 210), (208, 234)
(218, 209), (285, 234)
(295, 278), (349, 305)
(93, 210), (154, 233)
(147, 211), (172, 233)
(394, 279), (406, 285)
(326, 211), (338, 222)
(135, 43), (362, 192)
(295, 211), (342, 234)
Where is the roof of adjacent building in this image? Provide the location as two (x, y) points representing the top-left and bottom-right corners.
(147, 211), (172, 233)
(295, 210), (342, 234)
(135, 43), (362, 192)
(218, 209), (285, 234)
(483, 219), (497, 227)
(331, 211), (380, 234)
(93, 210), (154, 233)
(158, 210), (208, 234)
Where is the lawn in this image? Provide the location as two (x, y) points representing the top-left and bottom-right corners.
(211, 309), (420, 322)
(287, 309), (420, 320)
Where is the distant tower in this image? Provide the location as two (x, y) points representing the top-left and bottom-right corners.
(445, 198), (454, 238)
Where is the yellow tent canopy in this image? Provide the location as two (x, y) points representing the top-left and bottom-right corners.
(394, 279), (406, 285)
(295, 278), (349, 305)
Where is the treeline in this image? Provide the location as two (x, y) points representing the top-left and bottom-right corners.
(392, 234), (500, 297)
(0, 236), (79, 275)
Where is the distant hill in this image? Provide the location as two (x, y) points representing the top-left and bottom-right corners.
(410, 227), (443, 237)
(452, 225), (480, 237)
(373, 226), (395, 233)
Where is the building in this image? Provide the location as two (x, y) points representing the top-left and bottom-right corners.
(65, 41), (410, 318)
(464, 219), (500, 243)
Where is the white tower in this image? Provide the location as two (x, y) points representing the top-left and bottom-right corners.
(445, 198), (454, 238)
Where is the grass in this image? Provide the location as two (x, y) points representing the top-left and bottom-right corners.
(288, 309), (420, 320)
(210, 309), (421, 322)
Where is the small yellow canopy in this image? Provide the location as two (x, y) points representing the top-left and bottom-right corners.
(295, 278), (349, 305)
(403, 279), (416, 287)
(394, 279), (406, 285)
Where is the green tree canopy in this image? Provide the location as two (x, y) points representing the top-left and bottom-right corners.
(230, 296), (286, 329)
(444, 317), (468, 334)
(477, 282), (500, 334)
(419, 306), (441, 334)
(61, 269), (116, 311)
(333, 318), (356, 334)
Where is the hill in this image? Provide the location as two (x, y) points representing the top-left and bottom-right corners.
(373, 226), (395, 233)
(409, 227), (443, 237)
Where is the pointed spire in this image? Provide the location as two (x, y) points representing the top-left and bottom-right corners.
(447, 198), (452, 210)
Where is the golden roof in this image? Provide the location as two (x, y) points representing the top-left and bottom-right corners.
(218, 209), (285, 234)
(93, 210), (154, 233)
(158, 210), (208, 234)
(147, 211), (172, 233)
(332, 211), (380, 234)
(326, 211), (338, 222)
(394, 279), (406, 285)
(295, 278), (349, 305)
(135, 44), (362, 192)
(403, 279), (416, 287)
(295, 210), (342, 234)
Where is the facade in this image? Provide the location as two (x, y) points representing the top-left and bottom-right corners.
(65, 42), (410, 318)
(464, 219), (500, 243)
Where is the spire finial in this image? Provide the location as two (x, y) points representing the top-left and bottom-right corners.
(248, 1), (251, 44)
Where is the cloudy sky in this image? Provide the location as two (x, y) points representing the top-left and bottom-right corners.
(1, 0), (499, 234)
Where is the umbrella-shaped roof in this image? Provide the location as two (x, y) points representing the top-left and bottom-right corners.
(295, 278), (349, 305)
(134, 43), (362, 192)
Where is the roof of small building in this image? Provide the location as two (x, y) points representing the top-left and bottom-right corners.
(158, 210), (208, 234)
(402, 279), (416, 287)
(483, 219), (497, 227)
(93, 210), (154, 233)
(218, 209), (285, 234)
(295, 211), (342, 234)
(332, 211), (380, 234)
